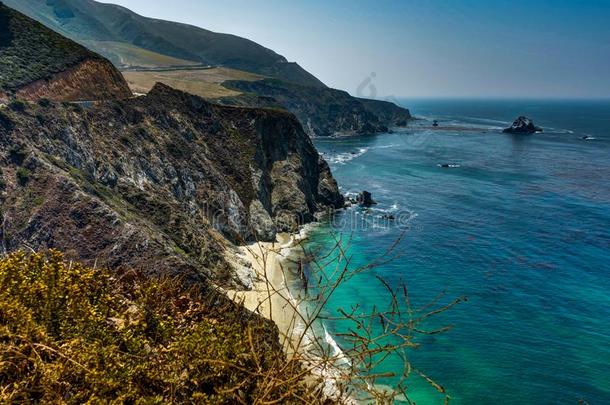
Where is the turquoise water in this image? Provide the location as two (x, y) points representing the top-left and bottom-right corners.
(307, 99), (610, 404)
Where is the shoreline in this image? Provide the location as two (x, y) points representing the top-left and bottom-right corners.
(225, 228), (356, 403)
(226, 232), (301, 354)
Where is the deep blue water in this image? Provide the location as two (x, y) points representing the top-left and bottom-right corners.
(307, 99), (610, 404)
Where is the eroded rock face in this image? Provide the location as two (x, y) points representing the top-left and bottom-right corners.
(15, 59), (132, 102)
(503, 116), (543, 134)
(221, 79), (412, 137)
(0, 84), (343, 287)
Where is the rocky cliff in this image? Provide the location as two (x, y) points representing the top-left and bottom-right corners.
(0, 4), (347, 400)
(222, 79), (412, 137)
(0, 3), (131, 102)
(0, 84), (343, 287)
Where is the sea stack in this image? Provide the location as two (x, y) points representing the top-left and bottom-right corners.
(357, 191), (377, 207)
(503, 116), (543, 134)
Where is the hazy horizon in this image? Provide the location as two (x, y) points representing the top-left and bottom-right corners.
(99, 0), (610, 100)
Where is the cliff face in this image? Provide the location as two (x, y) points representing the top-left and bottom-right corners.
(15, 59), (133, 102)
(0, 3), (131, 101)
(0, 84), (343, 287)
(222, 79), (412, 137)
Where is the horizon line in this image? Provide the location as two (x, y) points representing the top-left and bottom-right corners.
(368, 95), (610, 102)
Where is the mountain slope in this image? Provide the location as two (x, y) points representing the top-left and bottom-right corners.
(222, 79), (412, 136)
(120, 68), (413, 137)
(5, 0), (412, 135)
(81, 40), (200, 68)
(0, 83), (343, 286)
(3, 0), (326, 88)
(0, 2), (131, 101)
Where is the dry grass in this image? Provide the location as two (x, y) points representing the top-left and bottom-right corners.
(122, 67), (263, 99)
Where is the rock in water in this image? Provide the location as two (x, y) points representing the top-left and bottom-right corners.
(503, 116), (543, 134)
(357, 191), (377, 207)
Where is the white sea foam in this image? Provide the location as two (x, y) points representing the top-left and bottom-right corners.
(321, 325), (350, 367)
(326, 147), (369, 165)
(273, 225), (358, 403)
(416, 115), (505, 130)
(461, 116), (510, 128)
(373, 143), (399, 150)
(544, 127), (575, 134)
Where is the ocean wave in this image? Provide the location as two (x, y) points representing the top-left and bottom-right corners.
(340, 204), (418, 231)
(372, 143), (399, 150)
(323, 147), (369, 165)
(323, 325), (351, 367)
(544, 127), (575, 134)
(461, 116), (510, 126)
(415, 115), (506, 130)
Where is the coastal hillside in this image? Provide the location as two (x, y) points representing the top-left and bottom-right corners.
(0, 3), (131, 102)
(122, 67), (264, 99)
(5, 0), (413, 136)
(2, 0), (325, 88)
(0, 5), (348, 401)
(0, 83), (343, 286)
(222, 78), (413, 137)
(123, 68), (413, 137)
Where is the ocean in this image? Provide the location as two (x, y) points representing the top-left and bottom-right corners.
(305, 99), (610, 403)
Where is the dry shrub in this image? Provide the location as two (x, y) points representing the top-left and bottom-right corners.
(0, 250), (327, 404)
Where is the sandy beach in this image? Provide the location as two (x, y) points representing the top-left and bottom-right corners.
(225, 231), (358, 402)
(226, 233), (305, 355)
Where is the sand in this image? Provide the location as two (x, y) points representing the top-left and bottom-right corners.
(225, 232), (359, 403)
(225, 233), (305, 354)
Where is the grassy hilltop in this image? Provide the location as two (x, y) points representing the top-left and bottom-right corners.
(0, 3), (99, 92)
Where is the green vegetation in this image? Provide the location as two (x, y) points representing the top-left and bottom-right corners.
(0, 3), (99, 93)
(15, 167), (30, 186)
(8, 99), (26, 112)
(35, 113), (46, 125)
(37, 98), (52, 108)
(0, 110), (13, 130)
(0, 251), (321, 403)
(8, 144), (27, 165)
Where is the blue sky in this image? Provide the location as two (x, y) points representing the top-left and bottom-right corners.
(101, 0), (610, 98)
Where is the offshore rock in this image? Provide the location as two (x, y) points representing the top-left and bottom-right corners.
(503, 116), (543, 134)
(357, 191), (377, 207)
